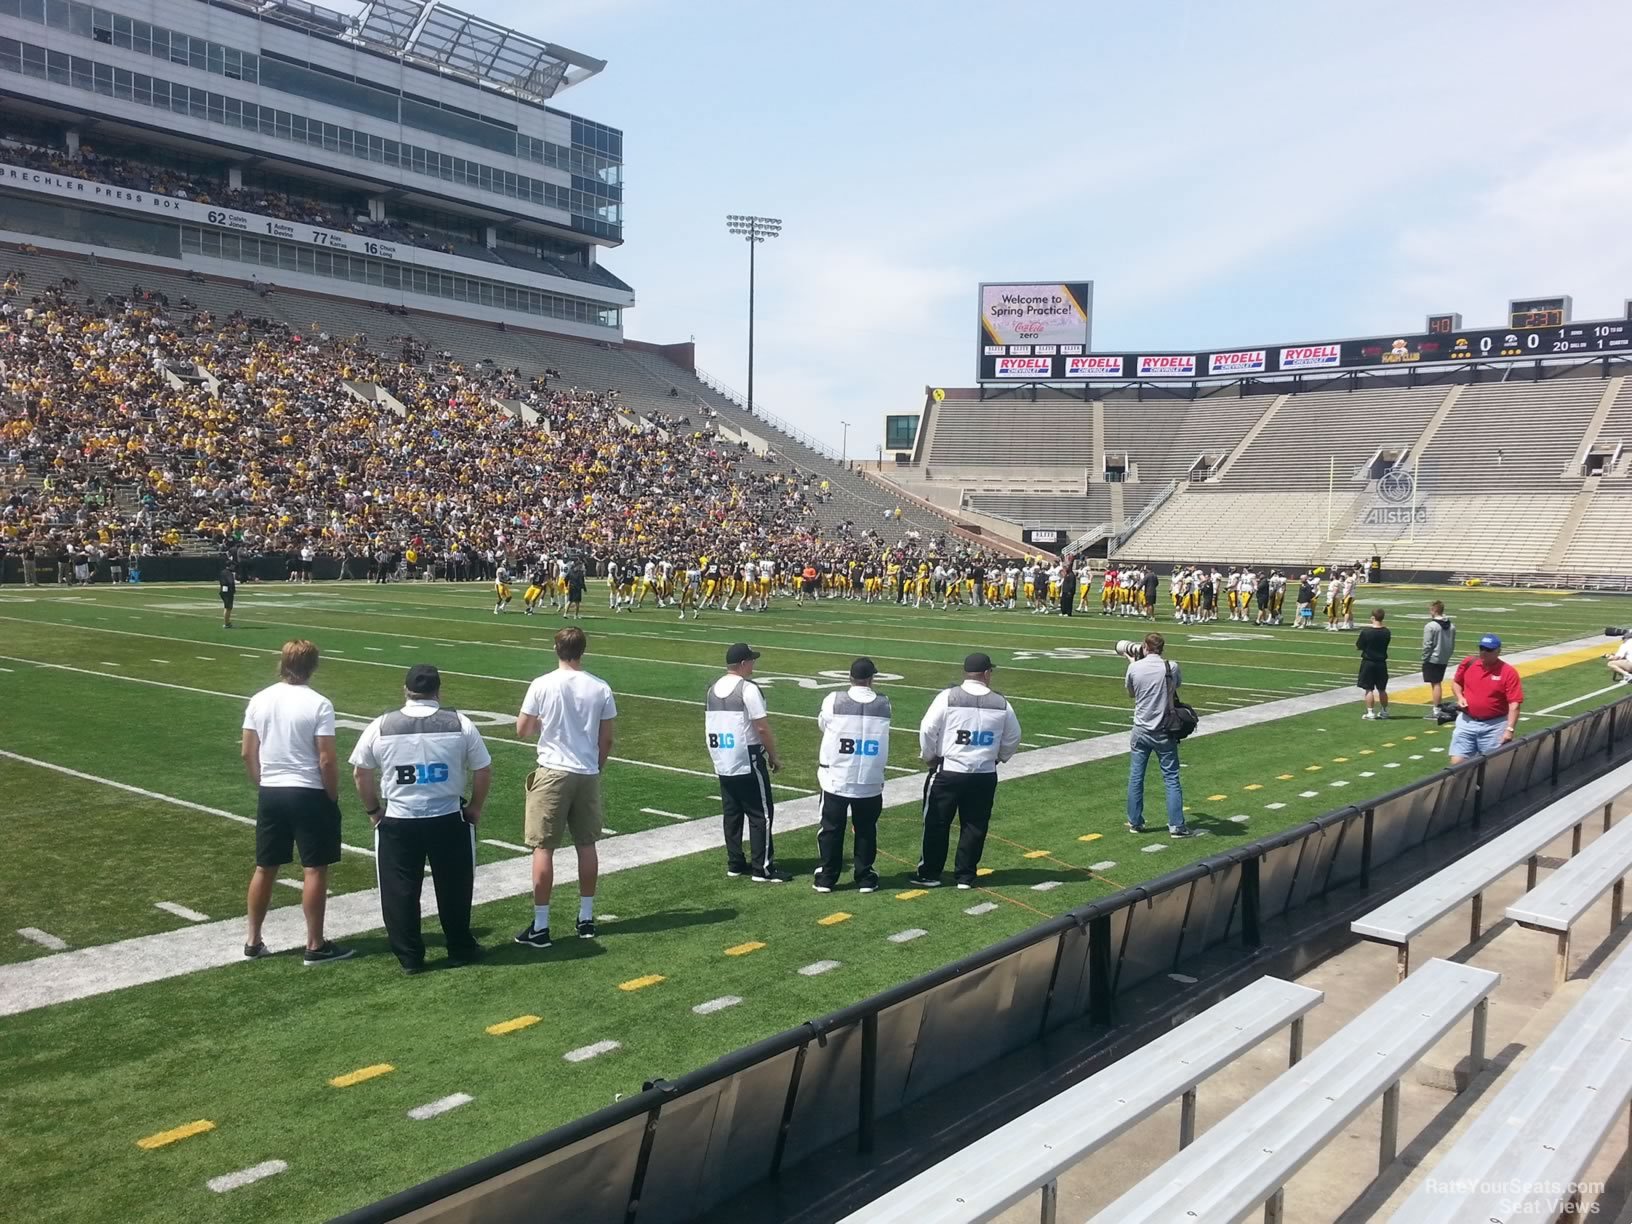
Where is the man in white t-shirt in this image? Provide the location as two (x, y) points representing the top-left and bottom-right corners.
(1607, 635), (1632, 685)
(513, 626), (618, 948)
(240, 639), (354, 965)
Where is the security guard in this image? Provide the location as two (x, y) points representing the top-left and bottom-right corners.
(814, 658), (891, 893)
(914, 652), (1022, 888)
(350, 665), (493, 973)
(705, 643), (790, 882)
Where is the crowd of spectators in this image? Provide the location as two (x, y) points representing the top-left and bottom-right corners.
(1, 268), (877, 576)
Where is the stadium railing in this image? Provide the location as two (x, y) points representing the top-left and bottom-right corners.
(331, 693), (1632, 1224)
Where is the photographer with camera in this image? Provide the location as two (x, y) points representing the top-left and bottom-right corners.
(1121, 634), (1193, 838)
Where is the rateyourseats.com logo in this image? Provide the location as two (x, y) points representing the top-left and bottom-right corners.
(1423, 1179), (1602, 1212)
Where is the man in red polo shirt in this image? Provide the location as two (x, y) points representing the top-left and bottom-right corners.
(1449, 634), (1523, 764)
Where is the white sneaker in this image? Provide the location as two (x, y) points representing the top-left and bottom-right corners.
(1362, 711), (1375, 720)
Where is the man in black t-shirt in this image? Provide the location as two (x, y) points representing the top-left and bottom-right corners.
(219, 562), (238, 630)
(1356, 608), (1392, 720)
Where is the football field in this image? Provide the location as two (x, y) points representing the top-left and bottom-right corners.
(1, 578), (1629, 1223)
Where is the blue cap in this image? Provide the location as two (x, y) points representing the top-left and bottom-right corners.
(1479, 634), (1501, 650)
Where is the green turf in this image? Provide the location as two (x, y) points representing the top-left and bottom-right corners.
(1, 579), (1628, 1222)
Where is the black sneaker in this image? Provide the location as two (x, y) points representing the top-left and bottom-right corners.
(1126, 823), (1146, 834)
(243, 941), (270, 960)
(956, 882), (974, 890)
(402, 962), (426, 976)
(575, 918), (597, 939)
(812, 880), (834, 893)
(447, 945), (483, 966)
(751, 869), (792, 884)
(1170, 827), (1194, 839)
(302, 941), (355, 966)
(908, 876), (943, 889)
(514, 923), (553, 949)
(726, 866), (749, 879)
(856, 875), (880, 894)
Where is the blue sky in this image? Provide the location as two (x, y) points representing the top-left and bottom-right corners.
(477, 0), (1632, 452)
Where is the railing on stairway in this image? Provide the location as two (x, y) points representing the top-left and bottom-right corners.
(693, 368), (846, 464)
(1109, 479), (1181, 555)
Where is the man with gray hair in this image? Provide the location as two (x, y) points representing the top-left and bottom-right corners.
(1125, 633), (1190, 838)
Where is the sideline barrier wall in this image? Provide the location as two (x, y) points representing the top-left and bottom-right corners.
(335, 696), (1629, 1224)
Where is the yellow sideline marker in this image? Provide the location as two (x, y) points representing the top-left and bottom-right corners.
(1277, 773), (1295, 780)
(1022, 850), (1050, 859)
(725, 941), (765, 957)
(485, 1016), (541, 1037)
(1359, 749), (1375, 755)
(330, 1064), (395, 1088)
(1243, 784), (1263, 792)
(618, 975), (665, 992)
(1078, 833), (1103, 843)
(1332, 757), (1350, 764)
(896, 889), (927, 900)
(1305, 765), (1323, 772)
(818, 912), (852, 926)
(976, 867), (994, 877)
(1206, 794), (1227, 802)
(136, 1120), (215, 1150)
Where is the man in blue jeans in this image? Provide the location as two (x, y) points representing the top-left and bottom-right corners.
(1125, 632), (1191, 838)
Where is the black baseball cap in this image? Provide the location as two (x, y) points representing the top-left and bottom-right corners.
(964, 652), (994, 674)
(850, 656), (879, 681)
(725, 643), (760, 666)
(405, 664), (441, 695)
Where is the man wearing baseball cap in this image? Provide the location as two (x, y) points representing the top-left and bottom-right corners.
(1449, 634), (1524, 764)
(349, 664), (493, 973)
(914, 652), (1022, 888)
(705, 643), (789, 882)
(813, 658), (892, 893)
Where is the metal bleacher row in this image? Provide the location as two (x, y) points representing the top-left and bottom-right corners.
(890, 368), (1632, 573)
(2, 246), (953, 542)
(846, 761), (1632, 1224)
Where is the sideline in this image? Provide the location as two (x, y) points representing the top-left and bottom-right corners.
(0, 633), (1611, 1018)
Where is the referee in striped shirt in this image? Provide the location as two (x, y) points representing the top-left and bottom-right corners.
(350, 665), (493, 974)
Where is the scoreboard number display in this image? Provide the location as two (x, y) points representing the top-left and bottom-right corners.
(1508, 295), (1572, 330)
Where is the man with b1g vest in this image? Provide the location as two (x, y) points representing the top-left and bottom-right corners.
(813, 657), (891, 894)
(706, 642), (791, 882)
(914, 652), (1022, 888)
(349, 665), (492, 973)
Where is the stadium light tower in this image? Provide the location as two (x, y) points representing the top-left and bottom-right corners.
(725, 214), (782, 416)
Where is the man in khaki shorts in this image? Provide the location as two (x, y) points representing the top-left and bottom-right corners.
(514, 626), (617, 948)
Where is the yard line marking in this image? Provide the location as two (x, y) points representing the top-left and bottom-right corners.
(1036, 733), (1070, 741)
(563, 1040), (621, 1063)
(1328, 780), (1349, 788)
(1141, 844), (1167, 853)
(1031, 881), (1063, 892)
(817, 912), (852, 926)
(154, 902), (210, 923)
(884, 765), (915, 773)
(1359, 770), (1376, 777)
(1230, 815), (1251, 823)
(1018, 741), (1040, 749)
(16, 927), (67, 951)
(964, 902), (998, 915)
(99, 661), (120, 667)
(207, 1161), (287, 1193)
(640, 808), (691, 821)
(1088, 861), (1117, 871)
(330, 1064), (394, 1088)
(0, 666), (12, 672)
(484, 1016), (540, 1037)
(1534, 682), (1629, 716)
(888, 928), (927, 943)
(276, 878), (333, 894)
(618, 975), (664, 992)
(1265, 802), (1286, 810)
(480, 838), (530, 854)
(1409, 754), (1423, 760)
(408, 1093), (472, 1121)
(0, 748), (374, 858)
(364, 647), (382, 652)
(239, 654), (257, 659)
(693, 996), (743, 1013)
(895, 889), (927, 900)
(724, 941), (765, 957)
(137, 1119), (215, 1150)
(4, 630), (1603, 1018)
(798, 961), (841, 976)
(149, 658), (170, 664)
(1384, 761), (1401, 768)
(1299, 790), (1320, 798)
(194, 655), (215, 661)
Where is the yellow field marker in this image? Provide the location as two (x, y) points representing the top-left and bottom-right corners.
(485, 1016), (541, 1037)
(1403, 735), (1417, 741)
(976, 867), (994, 877)
(618, 974), (665, 992)
(1305, 765), (1323, 772)
(1022, 849), (1050, 859)
(1206, 794), (1227, 802)
(725, 941), (766, 957)
(1244, 784), (1263, 792)
(1078, 832), (1103, 843)
(329, 1063), (395, 1088)
(1332, 757), (1349, 764)
(1278, 773), (1295, 780)
(817, 912), (852, 926)
(1382, 742), (1396, 748)
(896, 889), (927, 900)
(136, 1120), (215, 1150)
(1359, 749), (1374, 756)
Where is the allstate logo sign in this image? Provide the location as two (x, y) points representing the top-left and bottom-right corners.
(1364, 468), (1428, 527)
(1377, 468), (1415, 504)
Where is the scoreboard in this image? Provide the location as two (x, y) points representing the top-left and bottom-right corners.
(976, 310), (1632, 382)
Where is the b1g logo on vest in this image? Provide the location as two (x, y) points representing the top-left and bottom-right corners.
(837, 738), (881, 756)
(954, 730), (995, 746)
(393, 763), (450, 785)
(707, 732), (737, 749)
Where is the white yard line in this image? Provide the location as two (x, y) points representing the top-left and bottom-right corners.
(0, 632), (1613, 1018)
(563, 1040), (620, 1063)
(16, 927), (67, 951)
(480, 838), (530, 854)
(407, 1093), (472, 1121)
(640, 807), (691, 821)
(0, 747), (377, 859)
(153, 902), (211, 923)
(1534, 682), (1629, 717)
(207, 1160), (287, 1194)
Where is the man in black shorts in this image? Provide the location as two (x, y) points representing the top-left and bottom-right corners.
(219, 560), (236, 629)
(1356, 608), (1392, 720)
(240, 640), (353, 964)
(1420, 600), (1456, 716)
